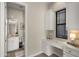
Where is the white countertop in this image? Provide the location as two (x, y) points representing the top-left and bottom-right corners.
(63, 42), (79, 52)
(45, 38), (79, 51)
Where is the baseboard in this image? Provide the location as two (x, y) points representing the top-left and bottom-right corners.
(28, 51), (43, 57)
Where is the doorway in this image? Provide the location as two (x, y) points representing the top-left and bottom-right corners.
(6, 2), (25, 57)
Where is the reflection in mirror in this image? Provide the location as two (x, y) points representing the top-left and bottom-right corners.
(8, 18), (18, 37)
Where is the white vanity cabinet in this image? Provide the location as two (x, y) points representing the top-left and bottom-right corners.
(42, 39), (54, 56)
(63, 44), (79, 57)
(63, 46), (74, 57)
(42, 39), (79, 57)
(45, 9), (55, 30)
(42, 39), (65, 56)
(63, 52), (74, 57)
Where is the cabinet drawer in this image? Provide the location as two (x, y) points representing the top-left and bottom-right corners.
(50, 41), (64, 49)
(63, 46), (79, 57)
(63, 52), (74, 57)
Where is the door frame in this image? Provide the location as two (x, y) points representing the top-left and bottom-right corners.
(0, 2), (6, 57)
(0, 2), (28, 57)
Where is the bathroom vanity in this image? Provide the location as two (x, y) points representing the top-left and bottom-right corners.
(42, 38), (79, 57)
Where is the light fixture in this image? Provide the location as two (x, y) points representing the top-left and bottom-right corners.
(70, 32), (76, 40)
(69, 30), (79, 47)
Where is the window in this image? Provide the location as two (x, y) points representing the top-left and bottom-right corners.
(56, 8), (67, 39)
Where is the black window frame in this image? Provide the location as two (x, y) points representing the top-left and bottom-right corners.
(56, 8), (67, 39)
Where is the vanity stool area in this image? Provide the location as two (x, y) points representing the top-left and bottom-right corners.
(42, 38), (79, 57)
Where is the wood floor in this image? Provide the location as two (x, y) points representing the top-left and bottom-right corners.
(7, 48), (24, 57)
(7, 51), (58, 57)
(35, 53), (59, 57)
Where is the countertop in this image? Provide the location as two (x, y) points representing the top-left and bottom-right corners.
(44, 38), (79, 51)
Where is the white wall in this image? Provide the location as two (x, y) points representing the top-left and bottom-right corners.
(66, 2), (79, 30)
(27, 3), (47, 56)
(52, 2), (66, 11)
(51, 2), (79, 31)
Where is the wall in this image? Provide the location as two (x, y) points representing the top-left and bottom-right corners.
(66, 2), (79, 30)
(52, 2), (66, 11)
(51, 2), (79, 31)
(27, 3), (47, 56)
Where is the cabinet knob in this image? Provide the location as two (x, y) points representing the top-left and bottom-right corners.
(69, 51), (71, 53)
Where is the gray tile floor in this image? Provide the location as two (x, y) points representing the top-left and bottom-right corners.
(35, 53), (59, 57)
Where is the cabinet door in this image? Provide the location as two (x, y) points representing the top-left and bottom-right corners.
(63, 52), (74, 57)
(45, 9), (55, 30)
(42, 40), (54, 56)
